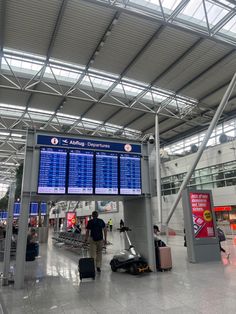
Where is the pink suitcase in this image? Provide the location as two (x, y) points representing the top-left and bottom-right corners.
(157, 247), (172, 271)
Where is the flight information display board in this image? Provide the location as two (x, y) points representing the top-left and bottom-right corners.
(120, 154), (142, 195)
(14, 203), (21, 217)
(68, 150), (94, 194)
(95, 152), (118, 195)
(40, 202), (47, 215)
(38, 147), (67, 194)
(30, 202), (38, 216)
(0, 212), (7, 219)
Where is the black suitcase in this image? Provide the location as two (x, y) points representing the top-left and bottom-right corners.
(78, 257), (95, 281)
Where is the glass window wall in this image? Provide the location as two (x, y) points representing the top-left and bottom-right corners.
(161, 159), (236, 195)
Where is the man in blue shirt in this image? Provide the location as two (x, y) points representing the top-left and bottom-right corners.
(85, 211), (107, 272)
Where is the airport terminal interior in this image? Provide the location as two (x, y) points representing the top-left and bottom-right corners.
(1, 0), (236, 313)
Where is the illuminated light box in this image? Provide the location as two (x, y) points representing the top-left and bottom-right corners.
(68, 150), (94, 194)
(95, 152), (118, 195)
(38, 147), (67, 194)
(0, 212), (8, 219)
(14, 202), (21, 217)
(119, 154), (142, 195)
(40, 202), (47, 216)
(214, 206), (232, 212)
(30, 202), (38, 216)
(67, 212), (76, 230)
(190, 192), (215, 239)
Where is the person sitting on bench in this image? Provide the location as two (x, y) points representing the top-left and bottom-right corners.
(154, 225), (166, 247)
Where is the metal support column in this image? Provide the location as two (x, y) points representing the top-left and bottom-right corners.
(15, 131), (35, 289)
(165, 72), (236, 226)
(155, 114), (162, 224)
(2, 182), (16, 286)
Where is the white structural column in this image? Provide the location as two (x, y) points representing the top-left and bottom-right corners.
(165, 72), (236, 226)
(15, 131), (35, 289)
(155, 114), (162, 224)
(3, 182), (16, 286)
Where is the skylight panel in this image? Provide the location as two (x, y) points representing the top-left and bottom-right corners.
(49, 58), (85, 71)
(102, 126), (117, 133)
(28, 113), (50, 122)
(105, 122), (122, 129)
(3, 48), (46, 60)
(206, 4), (229, 26)
(220, 15), (236, 37)
(79, 121), (97, 130)
(28, 108), (54, 115)
(162, 0), (183, 11)
(57, 113), (79, 120)
(82, 117), (102, 124)
(3, 55), (44, 75)
(90, 67), (119, 79)
(0, 103), (26, 110)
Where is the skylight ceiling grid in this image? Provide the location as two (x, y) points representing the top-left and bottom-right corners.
(220, 15), (236, 38)
(0, 49), (199, 120)
(97, 0), (236, 44)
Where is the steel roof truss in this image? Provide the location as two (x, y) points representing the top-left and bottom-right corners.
(167, 0), (191, 23)
(134, 100), (155, 114)
(49, 65), (64, 94)
(90, 0), (236, 47)
(23, 65), (45, 90)
(202, 0), (211, 36)
(2, 56), (22, 88)
(211, 9), (236, 35)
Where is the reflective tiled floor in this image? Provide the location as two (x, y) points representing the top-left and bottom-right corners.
(1, 231), (236, 314)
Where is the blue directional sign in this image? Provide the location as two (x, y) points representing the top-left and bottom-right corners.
(37, 134), (141, 153)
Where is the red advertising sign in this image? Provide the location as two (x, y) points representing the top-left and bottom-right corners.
(214, 206), (232, 212)
(190, 192), (215, 238)
(66, 212), (76, 230)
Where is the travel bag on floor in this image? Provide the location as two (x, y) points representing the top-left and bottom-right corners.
(78, 257), (95, 281)
(156, 246), (172, 271)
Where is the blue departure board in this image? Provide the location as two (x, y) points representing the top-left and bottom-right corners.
(14, 203), (21, 217)
(30, 202), (38, 216)
(38, 147), (67, 194)
(0, 212), (8, 219)
(95, 152), (118, 195)
(120, 154), (142, 195)
(40, 202), (47, 215)
(68, 150), (94, 194)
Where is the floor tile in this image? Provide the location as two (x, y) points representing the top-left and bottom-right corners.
(1, 232), (236, 314)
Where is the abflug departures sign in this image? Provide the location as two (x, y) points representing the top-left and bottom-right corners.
(36, 134), (142, 196)
(37, 134), (141, 153)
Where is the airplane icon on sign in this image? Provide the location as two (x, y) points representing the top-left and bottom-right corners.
(62, 139), (68, 144)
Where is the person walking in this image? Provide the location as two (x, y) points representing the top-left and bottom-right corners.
(85, 211), (107, 272)
(108, 218), (113, 232)
(217, 227), (230, 259)
(120, 219), (124, 229)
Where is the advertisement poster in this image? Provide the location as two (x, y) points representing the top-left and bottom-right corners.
(190, 192), (215, 238)
(66, 212), (76, 230)
(97, 201), (118, 213)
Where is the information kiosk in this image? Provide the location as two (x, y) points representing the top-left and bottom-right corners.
(182, 189), (221, 263)
(14, 130), (155, 288)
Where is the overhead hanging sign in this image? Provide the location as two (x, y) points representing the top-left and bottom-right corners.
(37, 135), (141, 153)
(190, 192), (215, 239)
